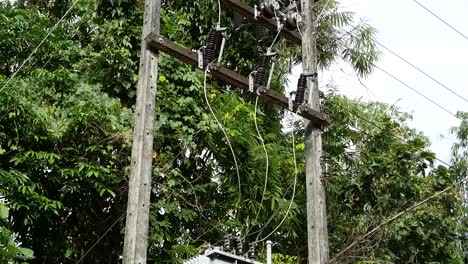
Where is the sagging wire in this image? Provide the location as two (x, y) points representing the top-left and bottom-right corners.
(247, 6), (285, 234)
(203, 67), (242, 208)
(251, 96), (270, 227)
(254, 111), (298, 243)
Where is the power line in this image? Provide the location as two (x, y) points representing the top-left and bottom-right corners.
(374, 40), (468, 104)
(372, 63), (459, 120)
(413, 0), (468, 42)
(0, 0), (81, 95)
(333, 99), (451, 167)
(76, 212), (126, 263)
(338, 28), (460, 120)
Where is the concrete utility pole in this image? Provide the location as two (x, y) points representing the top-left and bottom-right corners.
(122, 0), (160, 263)
(301, 0), (329, 263)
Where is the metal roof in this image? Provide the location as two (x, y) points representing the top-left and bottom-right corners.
(183, 247), (263, 264)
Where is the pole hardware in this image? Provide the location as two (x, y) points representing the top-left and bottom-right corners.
(251, 51), (276, 94)
(320, 154), (331, 179)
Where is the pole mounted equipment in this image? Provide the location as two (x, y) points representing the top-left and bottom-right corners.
(201, 24), (228, 68)
(250, 51), (276, 94)
(283, 10), (301, 31)
(320, 154), (331, 180)
(257, 0), (283, 19)
(293, 73), (317, 111)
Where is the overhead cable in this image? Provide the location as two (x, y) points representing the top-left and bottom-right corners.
(0, 0), (81, 95)
(203, 67), (242, 207)
(374, 39), (468, 104)
(76, 212), (126, 263)
(333, 100), (451, 167)
(372, 63), (459, 119)
(338, 28), (460, 120)
(252, 96), (270, 227)
(413, 0), (468, 42)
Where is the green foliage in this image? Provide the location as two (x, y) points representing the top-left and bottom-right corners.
(2, 0), (463, 263)
(0, 203), (34, 263)
(324, 95), (465, 263)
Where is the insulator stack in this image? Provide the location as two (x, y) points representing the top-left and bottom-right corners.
(234, 11), (243, 30)
(294, 74), (307, 109)
(254, 54), (271, 89)
(204, 28), (221, 65)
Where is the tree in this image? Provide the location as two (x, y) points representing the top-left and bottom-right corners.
(9, 0), (459, 263)
(323, 95), (465, 263)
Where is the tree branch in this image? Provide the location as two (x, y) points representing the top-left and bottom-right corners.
(330, 177), (468, 263)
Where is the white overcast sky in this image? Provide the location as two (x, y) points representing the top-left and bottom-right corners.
(291, 0), (468, 164)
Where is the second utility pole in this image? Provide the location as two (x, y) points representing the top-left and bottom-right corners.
(301, 0), (329, 263)
(123, 0), (160, 263)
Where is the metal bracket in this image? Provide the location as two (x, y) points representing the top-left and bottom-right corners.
(249, 71), (256, 93)
(266, 61), (276, 91)
(196, 47), (205, 69)
(215, 24), (228, 68)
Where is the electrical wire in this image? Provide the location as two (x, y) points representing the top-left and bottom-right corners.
(0, 0), (81, 95)
(333, 100), (451, 167)
(243, 179), (295, 239)
(338, 28), (461, 120)
(203, 67), (242, 207)
(76, 211), (126, 264)
(374, 39), (468, 104)
(413, 0), (468, 42)
(255, 112), (298, 243)
(252, 96), (270, 226)
(265, 8), (283, 52)
(316, 0), (332, 22)
(268, 27), (283, 51)
(371, 63), (458, 120)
